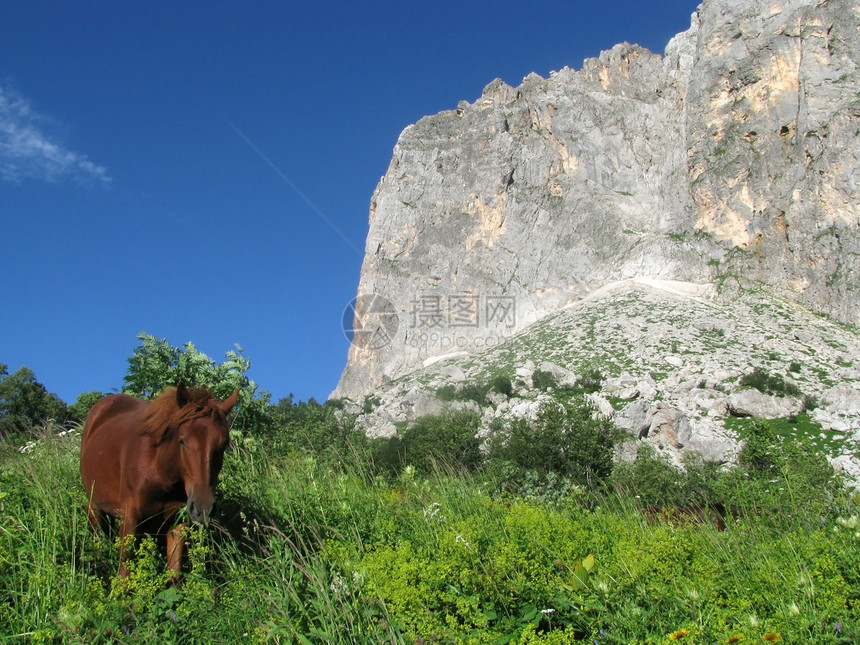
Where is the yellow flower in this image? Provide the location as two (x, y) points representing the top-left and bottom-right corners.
(669, 629), (689, 640)
(726, 637), (743, 643)
(762, 633), (781, 643)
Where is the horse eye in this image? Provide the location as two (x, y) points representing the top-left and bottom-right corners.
(179, 438), (187, 447)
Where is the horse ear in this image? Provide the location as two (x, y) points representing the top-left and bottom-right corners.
(176, 382), (190, 407)
(219, 388), (240, 414)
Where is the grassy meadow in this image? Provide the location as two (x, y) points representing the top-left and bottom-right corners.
(2, 409), (859, 645)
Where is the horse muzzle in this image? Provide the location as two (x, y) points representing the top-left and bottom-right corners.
(187, 494), (214, 525)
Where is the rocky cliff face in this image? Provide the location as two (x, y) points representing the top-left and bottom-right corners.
(335, 0), (859, 402)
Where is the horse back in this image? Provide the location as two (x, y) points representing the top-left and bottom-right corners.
(82, 394), (146, 444)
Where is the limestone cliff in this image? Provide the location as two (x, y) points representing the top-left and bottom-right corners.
(335, 0), (859, 401)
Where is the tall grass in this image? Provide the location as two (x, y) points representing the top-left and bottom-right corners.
(1, 424), (859, 644)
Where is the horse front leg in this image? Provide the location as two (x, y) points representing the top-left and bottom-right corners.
(85, 500), (111, 536)
(116, 515), (137, 578)
(166, 522), (187, 581)
(163, 502), (187, 581)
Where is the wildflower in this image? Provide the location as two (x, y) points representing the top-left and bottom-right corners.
(669, 629), (689, 640)
(762, 633), (781, 643)
(329, 574), (349, 596)
(423, 502), (442, 520)
(541, 608), (555, 615)
(835, 621), (843, 635)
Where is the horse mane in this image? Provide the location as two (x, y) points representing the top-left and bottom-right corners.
(139, 386), (227, 444)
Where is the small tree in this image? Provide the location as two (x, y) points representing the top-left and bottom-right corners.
(122, 332), (272, 434)
(489, 396), (616, 490)
(0, 364), (68, 437)
(531, 369), (557, 392)
(68, 391), (106, 423)
(379, 410), (483, 476)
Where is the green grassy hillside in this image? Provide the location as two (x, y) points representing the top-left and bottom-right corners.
(2, 416), (858, 644)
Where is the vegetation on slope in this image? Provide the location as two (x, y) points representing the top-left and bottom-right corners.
(2, 333), (859, 643)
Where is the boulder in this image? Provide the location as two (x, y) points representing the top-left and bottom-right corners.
(727, 389), (804, 419)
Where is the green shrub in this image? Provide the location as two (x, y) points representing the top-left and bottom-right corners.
(739, 366), (802, 398)
(489, 396), (617, 491)
(0, 364), (69, 438)
(576, 367), (604, 394)
(362, 394), (381, 413)
(68, 390), (105, 422)
(611, 446), (727, 508)
(531, 369), (557, 392)
(436, 382), (491, 405)
(737, 420), (779, 475)
(269, 397), (365, 470)
(122, 332), (273, 435)
(436, 384), (457, 401)
(610, 444), (685, 506)
(378, 410), (483, 475)
(490, 374), (514, 397)
(456, 382), (489, 406)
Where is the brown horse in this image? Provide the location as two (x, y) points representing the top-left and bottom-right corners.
(80, 384), (239, 577)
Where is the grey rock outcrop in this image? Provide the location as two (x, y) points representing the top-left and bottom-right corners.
(727, 389), (805, 419)
(334, 0), (860, 402)
(344, 280), (860, 486)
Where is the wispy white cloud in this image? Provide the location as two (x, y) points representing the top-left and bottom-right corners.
(0, 83), (111, 186)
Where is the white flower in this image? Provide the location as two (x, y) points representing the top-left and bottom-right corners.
(423, 502), (443, 522)
(456, 534), (472, 550)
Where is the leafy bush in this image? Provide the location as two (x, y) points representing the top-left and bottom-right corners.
(435, 384), (457, 401)
(575, 367), (604, 394)
(377, 410), (482, 476)
(122, 332), (273, 435)
(268, 397), (366, 470)
(611, 445), (726, 508)
(739, 366), (802, 398)
(737, 420), (779, 475)
(68, 390), (105, 423)
(531, 369), (557, 392)
(436, 382), (490, 405)
(610, 444), (685, 505)
(723, 419), (841, 516)
(456, 383), (489, 406)
(362, 394), (381, 413)
(489, 396), (617, 491)
(490, 374), (514, 397)
(0, 364), (68, 438)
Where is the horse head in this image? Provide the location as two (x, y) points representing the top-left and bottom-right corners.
(173, 384), (239, 524)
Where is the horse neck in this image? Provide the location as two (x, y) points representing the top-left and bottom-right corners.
(148, 433), (183, 483)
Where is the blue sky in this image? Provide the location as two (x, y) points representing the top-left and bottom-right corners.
(1, 1), (699, 405)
